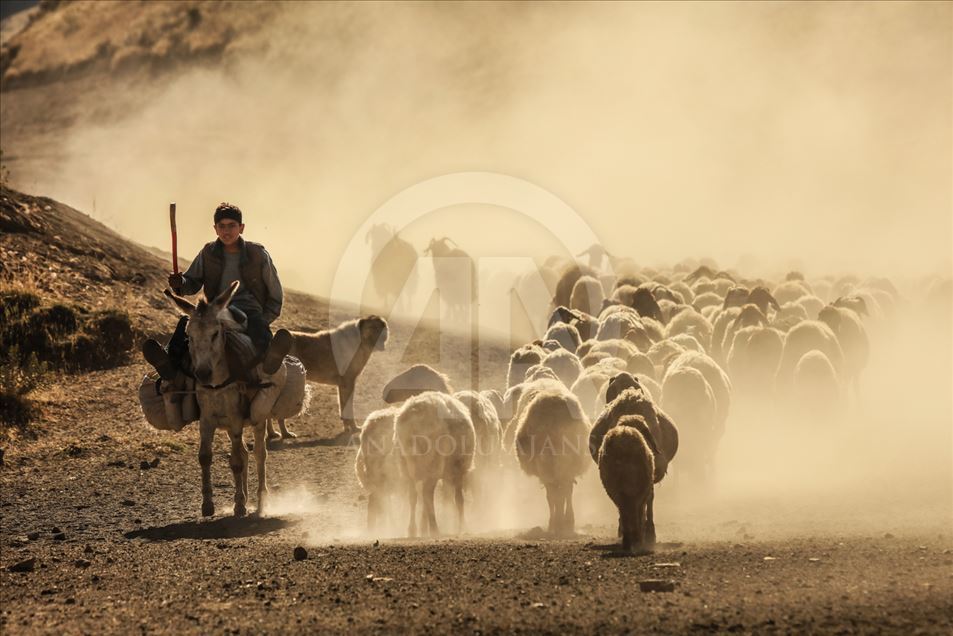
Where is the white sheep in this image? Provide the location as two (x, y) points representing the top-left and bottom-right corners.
(661, 366), (718, 482)
(570, 275), (605, 317)
(393, 389), (475, 537)
(354, 408), (400, 531)
(542, 348), (583, 388)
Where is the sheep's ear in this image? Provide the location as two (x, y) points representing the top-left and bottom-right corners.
(164, 288), (196, 315)
(768, 292), (781, 311)
(211, 280), (240, 310)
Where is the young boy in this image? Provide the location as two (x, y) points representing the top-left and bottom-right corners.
(143, 202), (292, 378)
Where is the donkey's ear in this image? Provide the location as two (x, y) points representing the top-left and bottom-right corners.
(164, 288), (196, 314)
(211, 280), (240, 309)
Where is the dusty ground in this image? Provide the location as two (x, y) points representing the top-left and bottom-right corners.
(2, 305), (951, 634)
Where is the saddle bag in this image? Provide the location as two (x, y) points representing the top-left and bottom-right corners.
(138, 372), (199, 432)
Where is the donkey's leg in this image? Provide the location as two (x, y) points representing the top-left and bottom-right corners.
(199, 422), (215, 517)
(252, 421), (268, 515)
(229, 427), (248, 517)
(277, 418), (296, 439)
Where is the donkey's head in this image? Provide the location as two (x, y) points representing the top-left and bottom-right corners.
(166, 281), (242, 386)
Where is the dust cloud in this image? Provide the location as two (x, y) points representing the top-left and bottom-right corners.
(28, 1), (951, 296)
(11, 3), (951, 541)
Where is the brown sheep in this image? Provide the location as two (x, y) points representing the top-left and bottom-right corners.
(598, 415), (656, 553)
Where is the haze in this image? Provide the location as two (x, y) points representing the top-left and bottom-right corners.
(7, 1), (949, 300)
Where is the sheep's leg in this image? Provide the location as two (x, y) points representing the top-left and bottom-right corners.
(266, 418), (281, 441)
(644, 487), (656, 548)
(253, 421), (268, 515)
(454, 479), (466, 534)
(563, 481), (575, 536)
(277, 418), (297, 439)
(620, 503), (633, 553)
(633, 492), (647, 553)
(423, 478), (439, 537)
(229, 428), (248, 517)
(198, 423), (215, 517)
(545, 483), (558, 535)
(367, 492), (379, 530)
(406, 480), (418, 538)
(338, 379), (357, 433)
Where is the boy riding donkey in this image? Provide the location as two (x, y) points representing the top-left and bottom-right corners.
(142, 202), (293, 388)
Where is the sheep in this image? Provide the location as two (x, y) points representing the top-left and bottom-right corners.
(773, 280), (812, 305)
(547, 306), (600, 341)
(776, 320), (845, 389)
(506, 343), (546, 389)
(588, 387), (671, 480)
(500, 378), (565, 450)
(665, 350), (732, 439)
(792, 349), (842, 423)
(598, 415), (656, 553)
(669, 333), (704, 354)
(661, 366), (718, 482)
(693, 291), (724, 314)
(818, 304), (870, 398)
(726, 325), (784, 397)
(720, 304), (768, 361)
(514, 388), (591, 536)
(454, 391), (502, 471)
(543, 321), (581, 354)
(646, 339), (685, 372)
(665, 307), (713, 352)
(382, 363), (454, 404)
(479, 389), (504, 422)
(354, 408), (400, 531)
(570, 275), (605, 317)
(543, 348), (583, 388)
(366, 224), (418, 312)
(590, 338), (641, 364)
(625, 351), (657, 380)
(425, 237), (476, 322)
(524, 364), (560, 383)
(393, 390), (475, 537)
(795, 295), (825, 320)
(287, 315), (389, 435)
(709, 306), (742, 364)
(570, 357), (626, 420)
(554, 264), (599, 310)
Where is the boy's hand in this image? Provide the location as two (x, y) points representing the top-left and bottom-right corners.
(168, 273), (185, 292)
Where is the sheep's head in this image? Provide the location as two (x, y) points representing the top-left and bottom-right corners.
(833, 295), (868, 317)
(723, 286), (751, 309)
(605, 372), (643, 404)
(424, 237), (454, 257)
(818, 305), (842, 332)
(748, 286), (781, 314)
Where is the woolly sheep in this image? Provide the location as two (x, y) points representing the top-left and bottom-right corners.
(665, 307), (713, 352)
(773, 280), (812, 305)
(818, 305), (869, 396)
(661, 366), (718, 481)
(543, 321), (581, 354)
(543, 348), (584, 387)
(665, 350), (732, 438)
(507, 343), (546, 389)
(514, 388), (591, 536)
(394, 391), (475, 537)
(792, 350), (842, 422)
(726, 326), (784, 396)
(570, 275), (605, 317)
(382, 364), (454, 404)
(554, 264), (599, 310)
(776, 320), (845, 389)
(598, 415), (656, 552)
(454, 391), (502, 472)
(354, 407), (400, 530)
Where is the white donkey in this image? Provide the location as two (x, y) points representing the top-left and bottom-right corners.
(166, 281), (286, 518)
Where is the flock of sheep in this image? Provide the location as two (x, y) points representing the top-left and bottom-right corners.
(348, 244), (932, 552)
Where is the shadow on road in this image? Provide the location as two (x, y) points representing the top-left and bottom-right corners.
(124, 515), (293, 541)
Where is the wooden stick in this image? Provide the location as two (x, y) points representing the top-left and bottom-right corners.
(169, 202), (178, 274)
